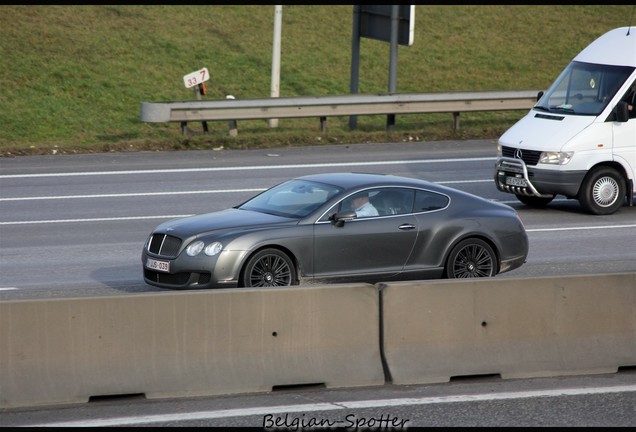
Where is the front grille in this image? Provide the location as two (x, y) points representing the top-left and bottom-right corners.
(144, 269), (212, 287)
(144, 269), (191, 285)
(501, 146), (542, 166)
(148, 234), (182, 257)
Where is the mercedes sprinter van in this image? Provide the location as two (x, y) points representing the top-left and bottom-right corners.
(494, 26), (635, 215)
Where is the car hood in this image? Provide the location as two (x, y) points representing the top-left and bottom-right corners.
(499, 111), (595, 151)
(154, 208), (298, 238)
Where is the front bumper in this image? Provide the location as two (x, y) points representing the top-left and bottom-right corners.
(494, 157), (586, 198)
(142, 250), (244, 290)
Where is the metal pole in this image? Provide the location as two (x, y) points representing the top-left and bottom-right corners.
(387, 5), (399, 131)
(349, 5), (361, 130)
(269, 5), (283, 128)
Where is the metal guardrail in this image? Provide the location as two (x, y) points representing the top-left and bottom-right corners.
(140, 90), (540, 135)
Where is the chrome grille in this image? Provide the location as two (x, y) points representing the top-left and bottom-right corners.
(501, 146), (542, 166)
(148, 234), (181, 257)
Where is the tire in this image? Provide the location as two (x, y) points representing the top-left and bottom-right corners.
(515, 194), (555, 207)
(240, 248), (297, 287)
(578, 167), (625, 215)
(446, 238), (497, 279)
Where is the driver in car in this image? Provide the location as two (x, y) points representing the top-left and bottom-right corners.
(352, 192), (379, 217)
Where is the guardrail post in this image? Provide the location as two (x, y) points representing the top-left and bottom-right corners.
(452, 112), (460, 131)
(320, 116), (327, 133)
(179, 84), (209, 136)
(386, 114), (395, 132)
(197, 84), (209, 134)
(227, 95), (238, 137)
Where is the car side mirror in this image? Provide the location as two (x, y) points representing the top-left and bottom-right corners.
(536, 91), (544, 102)
(332, 210), (357, 227)
(615, 101), (630, 123)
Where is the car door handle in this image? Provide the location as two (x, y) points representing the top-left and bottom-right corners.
(398, 224), (416, 231)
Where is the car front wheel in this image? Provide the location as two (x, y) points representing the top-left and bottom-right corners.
(446, 238), (497, 278)
(240, 248), (297, 287)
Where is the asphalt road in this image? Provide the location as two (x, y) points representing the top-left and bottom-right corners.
(1, 139), (634, 300)
(1, 139), (635, 426)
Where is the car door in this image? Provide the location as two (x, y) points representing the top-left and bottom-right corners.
(312, 187), (418, 278)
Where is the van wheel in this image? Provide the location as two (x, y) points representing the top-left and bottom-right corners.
(515, 194), (554, 207)
(240, 248), (297, 287)
(578, 167), (625, 215)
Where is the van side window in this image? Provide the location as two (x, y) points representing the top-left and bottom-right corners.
(621, 80), (636, 119)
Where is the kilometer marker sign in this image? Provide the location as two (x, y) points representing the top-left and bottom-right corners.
(183, 67), (209, 88)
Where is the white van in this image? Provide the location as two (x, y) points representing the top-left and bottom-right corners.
(494, 26), (636, 215)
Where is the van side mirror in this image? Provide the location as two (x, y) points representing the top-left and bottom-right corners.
(615, 101), (630, 123)
(536, 91), (544, 102)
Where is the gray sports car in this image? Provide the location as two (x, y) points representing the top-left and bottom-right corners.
(142, 172), (528, 289)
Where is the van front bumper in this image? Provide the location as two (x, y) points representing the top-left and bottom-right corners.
(494, 157), (586, 198)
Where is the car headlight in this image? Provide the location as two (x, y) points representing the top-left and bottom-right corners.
(204, 242), (223, 256)
(496, 143), (502, 157)
(539, 151), (573, 165)
(186, 240), (205, 256)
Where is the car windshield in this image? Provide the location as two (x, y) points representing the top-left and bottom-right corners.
(534, 61), (634, 116)
(238, 179), (343, 218)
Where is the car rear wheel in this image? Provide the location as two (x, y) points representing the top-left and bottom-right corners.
(241, 248), (297, 287)
(446, 238), (497, 278)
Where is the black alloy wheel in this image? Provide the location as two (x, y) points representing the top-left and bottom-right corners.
(446, 238), (497, 278)
(241, 248), (297, 287)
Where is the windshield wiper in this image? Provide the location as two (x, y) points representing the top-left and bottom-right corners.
(533, 105), (551, 112)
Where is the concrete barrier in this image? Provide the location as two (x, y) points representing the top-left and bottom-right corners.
(382, 273), (636, 385)
(0, 284), (384, 409)
(2, 273), (634, 409)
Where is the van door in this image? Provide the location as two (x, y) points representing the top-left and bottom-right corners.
(613, 80), (636, 193)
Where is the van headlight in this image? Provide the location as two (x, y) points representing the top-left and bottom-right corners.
(539, 151), (573, 165)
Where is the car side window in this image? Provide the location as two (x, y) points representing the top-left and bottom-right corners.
(413, 189), (449, 212)
(368, 188), (414, 215)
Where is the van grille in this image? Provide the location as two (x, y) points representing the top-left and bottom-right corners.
(501, 146), (542, 166)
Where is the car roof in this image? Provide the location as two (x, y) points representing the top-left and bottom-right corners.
(295, 172), (437, 190)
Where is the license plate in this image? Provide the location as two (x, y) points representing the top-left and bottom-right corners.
(146, 258), (170, 273)
(505, 176), (527, 187)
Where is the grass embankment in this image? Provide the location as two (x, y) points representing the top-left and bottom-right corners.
(0, 5), (632, 156)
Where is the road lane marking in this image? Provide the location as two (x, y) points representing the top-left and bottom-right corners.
(526, 225), (636, 232)
(0, 216), (192, 225)
(0, 157), (496, 179)
(0, 189), (265, 201)
(0, 181), (492, 201)
(22, 384), (636, 427)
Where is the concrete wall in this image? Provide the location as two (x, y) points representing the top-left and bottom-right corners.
(1, 273), (635, 409)
(0, 284), (384, 409)
(382, 273), (636, 384)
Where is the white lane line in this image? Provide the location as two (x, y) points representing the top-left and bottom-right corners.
(0, 216), (193, 225)
(24, 384), (636, 427)
(0, 181), (491, 202)
(0, 157), (496, 179)
(527, 224), (636, 232)
(0, 189), (265, 202)
(0, 287), (19, 291)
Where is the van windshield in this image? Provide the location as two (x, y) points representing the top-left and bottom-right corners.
(534, 61), (634, 116)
